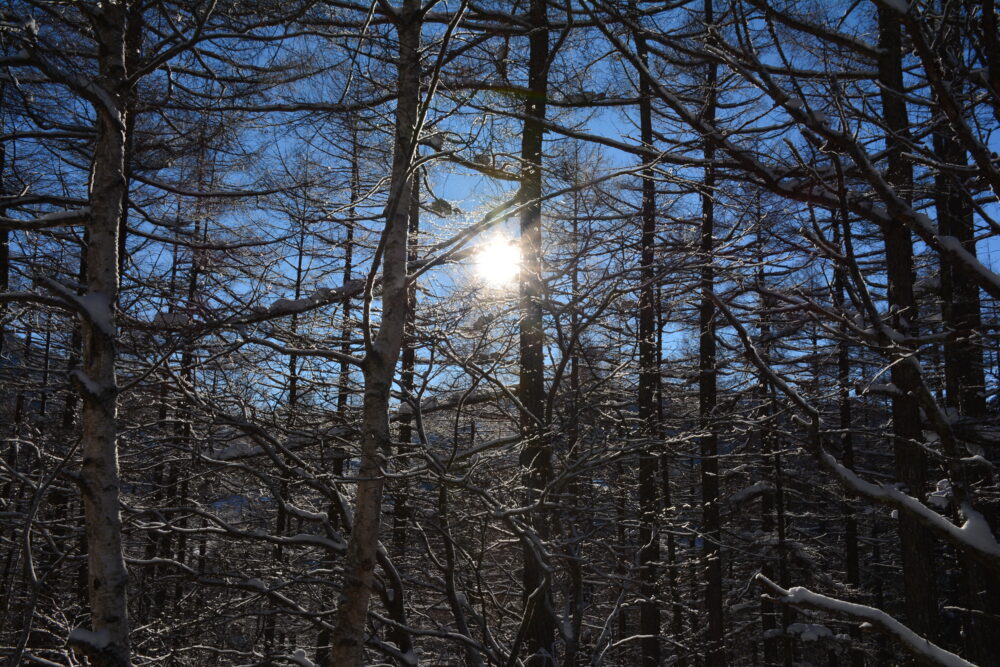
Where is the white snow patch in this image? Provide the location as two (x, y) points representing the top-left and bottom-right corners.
(728, 481), (774, 504)
(68, 627), (112, 650)
(927, 480), (952, 510)
(824, 451), (1000, 560)
(956, 503), (998, 553)
(78, 292), (114, 336)
(419, 133), (445, 150)
(283, 503), (328, 521)
(69, 369), (106, 398)
(290, 648), (317, 667)
(787, 622), (833, 642)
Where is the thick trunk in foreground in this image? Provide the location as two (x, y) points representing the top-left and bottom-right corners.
(326, 4), (421, 664)
(71, 3), (132, 665)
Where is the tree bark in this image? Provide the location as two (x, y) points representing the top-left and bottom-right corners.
(877, 3), (937, 640)
(393, 168), (419, 558)
(834, 220), (864, 667)
(518, 0), (555, 663)
(701, 2), (725, 664)
(933, 5), (998, 656)
(635, 15), (662, 667)
(327, 3), (421, 663)
(72, 2), (132, 665)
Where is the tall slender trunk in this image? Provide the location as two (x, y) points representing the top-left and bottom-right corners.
(700, 2), (725, 664)
(264, 209), (309, 662)
(933, 5), (998, 655)
(565, 188), (584, 667)
(979, 0), (1000, 111)
(72, 3), (132, 665)
(635, 16), (661, 667)
(318, 130), (359, 665)
(755, 256), (778, 667)
(393, 170), (419, 558)
(382, 168), (419, 660)
(877, 4), (937, 639)
(833, 222), (864, 667)
(518, 0), (554, 663)
(337, 124), (359, 424)
(66, 237), (89, 609)
(327, 3), (421, 663)
(658, 273), (684, 664)
(0, 101), (7, 361)
(772, 453), (793, 667)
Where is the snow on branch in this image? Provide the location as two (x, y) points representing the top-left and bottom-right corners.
(756, 575), (974, 667)
(714, 291), (1000, 573)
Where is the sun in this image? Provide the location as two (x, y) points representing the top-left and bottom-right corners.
(474, 236), (520, 287)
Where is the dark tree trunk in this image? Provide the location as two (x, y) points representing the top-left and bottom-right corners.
(635, 14), (661, 667)
(834, 222), (864, 667)
(700, 2), (725, 663)
(518, 0), (555, 663)
(933, 5), (999, 656)
(877, 4), (937, 640)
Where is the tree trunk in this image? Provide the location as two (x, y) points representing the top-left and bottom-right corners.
(635, 14), (662, 667)
(933, 5), (998, 655)
(877, 4), (937, 640)
(0, 106), (7, 361)
(834, 221), (864, 667)
(393, 169), (419, 558)
(518, 0), (555, 663)
(72, 3), (132, 665)
(701, 2), (725, 663)
(327, 3), (421, 663)
(318, 126), (359, 665)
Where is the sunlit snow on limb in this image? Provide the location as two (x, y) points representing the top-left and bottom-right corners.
(756, 574), (974, 667)
(289, 649), (317, 667)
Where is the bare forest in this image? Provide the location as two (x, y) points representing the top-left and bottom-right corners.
(2, 0), (1000, 665)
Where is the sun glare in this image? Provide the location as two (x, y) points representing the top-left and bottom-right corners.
(475, 237), (520, 287)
